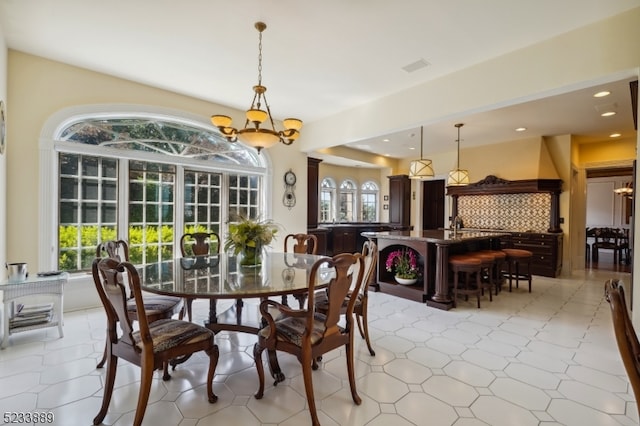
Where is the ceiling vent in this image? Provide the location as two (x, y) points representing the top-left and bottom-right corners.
(402, 59), (430, 73)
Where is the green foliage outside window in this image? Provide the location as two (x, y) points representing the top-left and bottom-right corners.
(59, 224), (175, 271)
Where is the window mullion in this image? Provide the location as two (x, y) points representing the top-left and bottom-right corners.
(118, 159), (129, 241)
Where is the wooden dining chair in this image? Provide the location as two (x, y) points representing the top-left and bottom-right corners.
(284, 233), (318, 255)
(253, 252), (365, 426)
(95, 240), (183, 370)
(91, 257), (219, 426)
(315, 240), (378, 355)
(593, 227), (624, 263)
(604, 279), (640, 417)
(282, 233), (318, 306)
(179, 232), (221, 321)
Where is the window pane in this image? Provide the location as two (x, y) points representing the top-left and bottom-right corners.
(102, 180), (117, 200)
(184, 170), (223, 243)
(102, 204), (117, 223)
(60, 154), (78, 175)
(60, 178), (77, 199)
(57, 152), (118, 272)
(60, 201), (78, 223)
(82, 180), (99, 200)
(129, 163), (175, 264)
(82, 157), (99, 177)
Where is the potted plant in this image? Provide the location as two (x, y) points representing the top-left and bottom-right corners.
(224, 214), (280, 267)
(385, 247), (420, 285)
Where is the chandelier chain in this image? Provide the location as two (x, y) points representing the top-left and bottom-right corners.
(257, 29), (263, 86)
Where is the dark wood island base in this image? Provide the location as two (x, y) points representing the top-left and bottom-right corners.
(364, 230), (504, 311)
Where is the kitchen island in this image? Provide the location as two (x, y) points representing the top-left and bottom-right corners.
(363, 230), (504, 310)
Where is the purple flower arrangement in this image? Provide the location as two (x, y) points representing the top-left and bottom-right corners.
(385, 248), (420, 279)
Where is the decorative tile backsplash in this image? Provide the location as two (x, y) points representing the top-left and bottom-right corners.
(458, 193), (551, 232)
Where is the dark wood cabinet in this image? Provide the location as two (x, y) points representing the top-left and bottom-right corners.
(323, 224), (393, 255)
(388, 175), (411, 228)
(331, 227), (358, 254)
(505, 232), (563, 277)
(307, 157), (322, 229)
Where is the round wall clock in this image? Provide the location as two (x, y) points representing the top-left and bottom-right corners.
(283, 169), (297, 209)
(284, 170), (297, 186)
(0, 101), (5, 155)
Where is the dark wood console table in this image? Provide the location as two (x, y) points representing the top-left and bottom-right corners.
(364, 230), (504, 310)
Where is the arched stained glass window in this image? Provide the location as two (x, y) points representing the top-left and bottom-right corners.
(53, 113), (268, 272)
(58, 116), (264, 166)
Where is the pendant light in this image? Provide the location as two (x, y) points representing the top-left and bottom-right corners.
(211, 22), (302, 153)
(447, 123), (470, 186)
(409, 126), (434, 179)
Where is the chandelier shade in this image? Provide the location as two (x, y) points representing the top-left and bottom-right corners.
(447, 123), (469, 186)
(613, 182), (633, 197)
(409, 126), (435, 180)
(211, 22), (302, 152)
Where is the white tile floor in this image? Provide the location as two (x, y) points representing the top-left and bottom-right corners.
(0, 268), (638, 426)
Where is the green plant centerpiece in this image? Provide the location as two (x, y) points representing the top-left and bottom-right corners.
(224, 215), (280, 267)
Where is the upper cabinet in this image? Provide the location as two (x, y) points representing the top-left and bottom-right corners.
(388, 175), (411, 229)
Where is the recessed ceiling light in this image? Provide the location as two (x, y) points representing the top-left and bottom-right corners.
(594, 91), (610, 98)
(382, 138), (390, 142)
(515, 127), (527, 132)
(601, 111), (616, 117)
(409, 147), (415, 150)
(610, 133), (622, 138)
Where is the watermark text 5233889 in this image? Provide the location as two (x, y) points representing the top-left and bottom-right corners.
(3, 412), (55, 424)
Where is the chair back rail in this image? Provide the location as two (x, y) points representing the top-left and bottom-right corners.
(605, 279), (640, 416)
(180, 232), (220, 256)
(284, 233), (318, 255)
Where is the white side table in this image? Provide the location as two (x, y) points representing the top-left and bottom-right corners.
(0, 273), (67, 349)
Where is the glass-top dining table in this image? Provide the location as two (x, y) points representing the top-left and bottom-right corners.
(138, 251), (332, 335)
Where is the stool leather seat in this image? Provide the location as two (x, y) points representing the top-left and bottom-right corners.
(502, 248), (533, 292)
(449, 254), (483, 308)
(467, 251), (496, 302)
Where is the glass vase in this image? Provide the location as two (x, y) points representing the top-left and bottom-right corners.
(240, 244), (263, 267)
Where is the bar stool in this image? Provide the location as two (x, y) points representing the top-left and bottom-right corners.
(502, 248), (533, 292)
(467, 251), (495, 302)
(478, 249), (507, 294)
(449, 254), (482, 308)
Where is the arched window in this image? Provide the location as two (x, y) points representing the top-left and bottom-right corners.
(360, 181), (379, 222)
(339, 179), (357, 222)
(320, 178), (336, 223)
(51, 113), (268, 272)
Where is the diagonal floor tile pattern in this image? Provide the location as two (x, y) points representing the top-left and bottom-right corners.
(0, 269), (637, 425)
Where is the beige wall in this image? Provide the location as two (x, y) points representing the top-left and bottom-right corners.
(578, 137), (637, 165)
(6, 51), (308, 273)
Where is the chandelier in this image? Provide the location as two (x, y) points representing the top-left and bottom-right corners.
(211, 22), (302, 152)
(408, 126), (434, 179)
(447, 123), (470, 186)
(614, 182), (633, 198)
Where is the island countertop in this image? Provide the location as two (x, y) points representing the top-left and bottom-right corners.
(362, 229), (505, 244)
